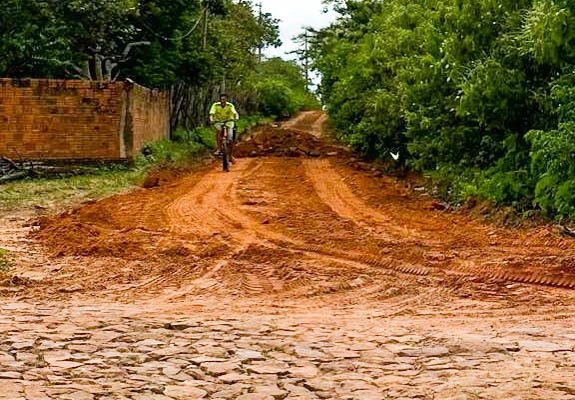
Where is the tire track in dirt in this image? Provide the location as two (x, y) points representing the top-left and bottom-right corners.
(162, 259), (229, 299)
(304, 159), (426, 241)
(304, 159), (575, 290)
(166, 160), (255, 239)
(161, 160), (291, 297)
(327, 164), (575, 290)
(163, 159), (337, 297)
(452, 259), (575, 289)
(283, 111), (328, 138)
(166, 159), (289, 245)
(228, 158), (438, 286)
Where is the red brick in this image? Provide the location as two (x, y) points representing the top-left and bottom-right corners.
(0, 79), (170, 161)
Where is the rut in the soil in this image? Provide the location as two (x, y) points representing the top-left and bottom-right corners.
(27, 112), (575, 300)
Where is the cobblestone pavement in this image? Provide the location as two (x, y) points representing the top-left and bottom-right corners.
(1, 298), (574, 400)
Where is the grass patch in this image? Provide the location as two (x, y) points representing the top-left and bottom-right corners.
(0, 167), (145, 212)
(0, 248), (13, 274)
(138, 139), (207, 168)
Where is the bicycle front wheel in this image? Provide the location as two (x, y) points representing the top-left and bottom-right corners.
(222, 141), (229, 172)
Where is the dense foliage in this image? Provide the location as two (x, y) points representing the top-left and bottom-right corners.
(254, 58), (321, 117)
(0, 0), (269, 84)
(0, 0), (318, 128)
(314, 0), (575, 220)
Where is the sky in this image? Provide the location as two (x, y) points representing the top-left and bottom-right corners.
(259, 0), (338, 60)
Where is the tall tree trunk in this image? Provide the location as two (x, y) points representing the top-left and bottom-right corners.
(95, 55), (104, 81)
(82, 60), (91, 80)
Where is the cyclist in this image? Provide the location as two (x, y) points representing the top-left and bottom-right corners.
(209, 93), (239, 160)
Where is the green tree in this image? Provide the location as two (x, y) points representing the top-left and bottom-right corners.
(0, 0), (72, 77)
(253, 58), (320, 117)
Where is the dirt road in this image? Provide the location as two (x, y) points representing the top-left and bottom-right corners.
(1, 112), (575, 399)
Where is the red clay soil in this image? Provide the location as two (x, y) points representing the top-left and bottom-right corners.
(29, 111), (575, 301)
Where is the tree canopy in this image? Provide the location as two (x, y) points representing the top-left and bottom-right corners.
(0, 0), (279, 85)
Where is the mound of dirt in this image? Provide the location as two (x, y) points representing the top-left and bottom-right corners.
(34, 217), (151, 258)
(142, 159), (212, 189)
(33, 200), (159, 259)
(235, 127), (339, 158)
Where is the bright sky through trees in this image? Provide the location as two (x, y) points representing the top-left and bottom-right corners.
(259, 0), (336, 59)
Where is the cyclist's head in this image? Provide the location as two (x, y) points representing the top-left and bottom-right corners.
(219, 93), (227, 105)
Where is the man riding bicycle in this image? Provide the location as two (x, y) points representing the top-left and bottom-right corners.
(209, 93), (239, 161)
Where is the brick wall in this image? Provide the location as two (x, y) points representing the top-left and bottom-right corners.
(128, 85), (171, 159)
(0, 79), (170, 161)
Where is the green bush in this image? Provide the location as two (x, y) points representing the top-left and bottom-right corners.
(253, 58), (320, 117)
(527, 122), (575, 219)
(137, 139), (206, 168)
(466, 170), (532, 207)
(168, 115), (274, 152)
(257, 79), (298, 117)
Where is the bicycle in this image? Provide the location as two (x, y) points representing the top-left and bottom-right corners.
(213, 119), (236, 172)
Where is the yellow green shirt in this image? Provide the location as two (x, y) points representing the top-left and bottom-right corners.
(209, 102), (239, 122)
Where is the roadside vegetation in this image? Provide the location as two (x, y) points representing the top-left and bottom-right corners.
(0, 248), (13, 274)
(314, 0), (575, 222)
(254, 58), (321, 118)
(0, 167), (145, 212)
